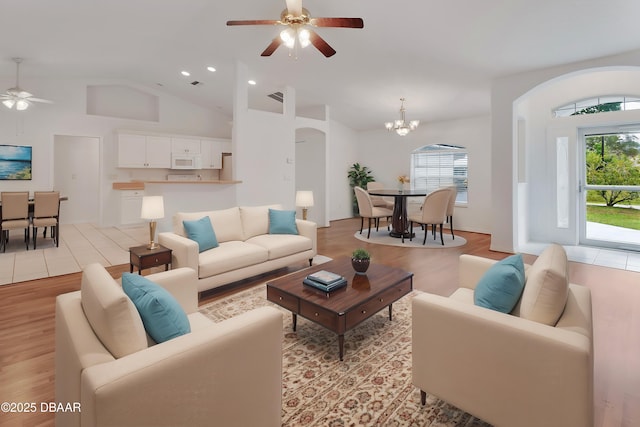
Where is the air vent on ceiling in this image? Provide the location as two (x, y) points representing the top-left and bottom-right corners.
(190, 81), (203, 86)
(267, 91), (284, 103)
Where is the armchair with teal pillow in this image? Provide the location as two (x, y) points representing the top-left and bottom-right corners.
(55, 263), (284, 427)
(412, 251), (593, 427)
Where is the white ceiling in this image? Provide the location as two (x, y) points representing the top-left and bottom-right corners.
(2, 0), (640, 130)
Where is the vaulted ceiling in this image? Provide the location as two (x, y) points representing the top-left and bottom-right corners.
(2, 0), (640, 130)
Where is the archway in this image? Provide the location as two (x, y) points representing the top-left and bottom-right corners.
(513, 67), (640, 252)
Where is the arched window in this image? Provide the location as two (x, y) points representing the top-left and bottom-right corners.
(411, 144), (468, 204)
(553, 96), (640, 117)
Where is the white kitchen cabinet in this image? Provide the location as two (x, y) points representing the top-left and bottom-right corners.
(171, 137), (201, 154)
(120, 190), (144, 225)
(118, 134), (171, 168)
(200, 139), (223, 169)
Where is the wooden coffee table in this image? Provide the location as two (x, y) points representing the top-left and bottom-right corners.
(266, 257), (413, 360)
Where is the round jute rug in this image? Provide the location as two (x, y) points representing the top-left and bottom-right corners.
(353, 227), (467, 248)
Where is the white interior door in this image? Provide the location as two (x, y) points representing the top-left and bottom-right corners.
(54, 135), (101, 224)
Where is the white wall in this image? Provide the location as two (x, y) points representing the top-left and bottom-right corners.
(356, 115), (493, 234)
(232, 62), (353, 225)
(327, 119), (359, 220)
(492, 48), (640, 252)
(0, 76), (231, 227)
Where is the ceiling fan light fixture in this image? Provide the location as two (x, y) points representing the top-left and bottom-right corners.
(298, 28), (311, 48)
(280, 28), (296, 48)
(2, 99), (15, 109)
(16, 99), (29, 111)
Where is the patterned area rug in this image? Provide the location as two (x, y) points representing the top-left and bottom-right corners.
(200, 285), (491, 426)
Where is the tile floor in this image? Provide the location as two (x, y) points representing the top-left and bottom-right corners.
(0, 223), (148, 285)
(519, 242), (640, 273)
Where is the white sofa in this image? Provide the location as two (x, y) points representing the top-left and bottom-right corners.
(158, 204), (317, 294)
(55, 263), (283, 427)
(412, 246), (593, 427)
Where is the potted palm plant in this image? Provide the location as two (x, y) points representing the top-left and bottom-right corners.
(351, 248), (371, 275)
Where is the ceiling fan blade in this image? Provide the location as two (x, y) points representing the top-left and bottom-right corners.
(261, 37), (283, 56)
(226, 19), (279, 26)
(285, 0), (302, 16)
(308, 30), (336, 57)
(310, 17), (364, 28)
(29, 97), (53, 104)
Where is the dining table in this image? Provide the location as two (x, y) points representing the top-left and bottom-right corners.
(367, 189), (426, 240)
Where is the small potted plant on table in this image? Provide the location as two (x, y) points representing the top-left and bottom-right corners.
(351, 248), (371, 275)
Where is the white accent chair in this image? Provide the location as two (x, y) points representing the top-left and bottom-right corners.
(366, 181), (394, 209)
(354, 186), (392, 238)
(407, 187), (450, 245)
(55, 264), (283, 427)
(412, 246), (593, 427)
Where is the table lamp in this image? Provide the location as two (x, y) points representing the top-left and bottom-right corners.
(295, 190), (314, 220)
(140, 196), (164, 249)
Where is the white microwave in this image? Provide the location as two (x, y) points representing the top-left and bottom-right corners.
(171, 153), (202, 170)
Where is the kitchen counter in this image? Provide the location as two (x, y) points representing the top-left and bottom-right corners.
(112, 180), (241, 190)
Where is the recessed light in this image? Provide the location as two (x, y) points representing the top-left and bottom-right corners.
(248, 80), (257, 85)
(181, 71), (191, 77)
(207, 66), (216, 72)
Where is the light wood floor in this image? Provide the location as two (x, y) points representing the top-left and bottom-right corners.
(0, 218), (638, 426)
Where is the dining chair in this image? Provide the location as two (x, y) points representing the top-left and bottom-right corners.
(32, 191), (61, 249)
(354, 186), (392, 238)
(0, 191), (30, 252)
(407, 188), (450, 245)
(446, 186), (457, 240)
(366, 181), (394, 209)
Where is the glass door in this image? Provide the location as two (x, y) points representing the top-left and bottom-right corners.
(580, 126), (640, 251)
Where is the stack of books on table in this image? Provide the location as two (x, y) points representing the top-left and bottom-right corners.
(303, 270), (347, 292)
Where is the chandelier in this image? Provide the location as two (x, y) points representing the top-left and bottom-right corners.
(385, 98), (419, 136)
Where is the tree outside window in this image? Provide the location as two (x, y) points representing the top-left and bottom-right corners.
(586, 133), (640, 207)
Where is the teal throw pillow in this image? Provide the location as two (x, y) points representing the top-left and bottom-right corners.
(474, 254), (525, 314)
(268, 208), (299, 235)
(122, 273), (191, 343)
(183, 216), (218, 252)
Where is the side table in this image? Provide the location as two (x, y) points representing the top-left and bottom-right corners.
(129, 244), (172, 274)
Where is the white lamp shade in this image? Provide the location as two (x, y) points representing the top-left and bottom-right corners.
(295, 191), (314, 207)
(141, 196), (165, 220)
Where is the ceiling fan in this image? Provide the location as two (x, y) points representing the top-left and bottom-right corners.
(1, 58), (53, 111)
(226, 0), (364, 58)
